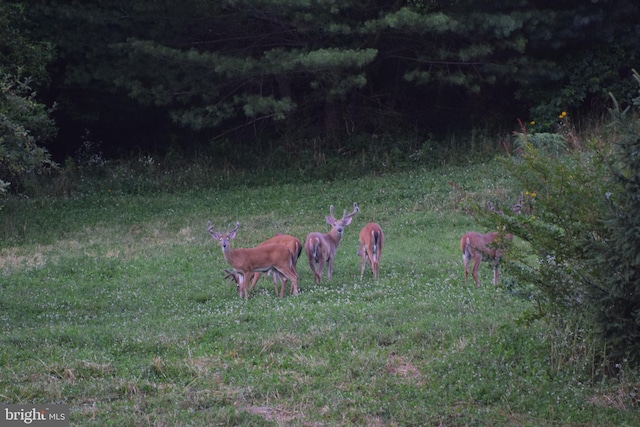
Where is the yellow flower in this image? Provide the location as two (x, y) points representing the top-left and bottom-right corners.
(559, 111), (567, 119)
(530, 121), (536, 125)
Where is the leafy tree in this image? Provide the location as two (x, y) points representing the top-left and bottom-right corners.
(0, 1), (56, 194)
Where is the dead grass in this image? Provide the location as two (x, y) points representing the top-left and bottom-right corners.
(0, 223), (201, 274)
(588, 384), (640, 411)
(385, 353), (422, 385)
(0, 245), (49, 271)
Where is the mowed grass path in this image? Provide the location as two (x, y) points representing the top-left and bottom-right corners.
(1, 162), (636, 426)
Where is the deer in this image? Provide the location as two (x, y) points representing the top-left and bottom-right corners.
(248, 233), (303, 297)
(357, 222), (384, 280)
(207, 221), (298, 300)
(304, 202), (359, 284)
(460, 231), (513, 287)
(223, 269), (248, 296)
(223, 268), (291, 298)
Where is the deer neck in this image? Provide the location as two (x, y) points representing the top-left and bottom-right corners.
(221, 245), (242, 268)
(325, 230), (342, 249)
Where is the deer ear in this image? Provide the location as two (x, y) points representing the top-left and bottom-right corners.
(325, 216), (334, 225)
(342, 216), (353, 226)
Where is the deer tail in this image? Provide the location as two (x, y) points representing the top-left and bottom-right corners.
(462, 237), (472, 264)
(371, 230), (380, 262)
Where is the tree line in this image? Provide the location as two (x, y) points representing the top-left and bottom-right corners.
(1, 0), (639, 178)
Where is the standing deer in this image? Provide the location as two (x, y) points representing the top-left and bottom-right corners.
(304, 203), (359, 284)
(248, 233), (303, 297)
(208, 221), (298, 300)
(357, 222), (384, 280)
(460, 231), (513, 287)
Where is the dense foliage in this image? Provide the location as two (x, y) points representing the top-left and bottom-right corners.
(472, 72), (640, 372)
(590, 70), (640, 367)
(0, 2), (56, 193)
(14, 0), (640, 160)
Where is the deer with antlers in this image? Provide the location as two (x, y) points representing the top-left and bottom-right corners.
(357, 222), (384, 280)
(460, 231), (513, 287)
(304, 203), (359, 284)
(208, 221), (298, 300)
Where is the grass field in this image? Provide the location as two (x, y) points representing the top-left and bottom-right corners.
(1, 160), (638, 426)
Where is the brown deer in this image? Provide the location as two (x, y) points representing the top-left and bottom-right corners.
(208, 222), (298, 300)
(304, 203), (359, 284)
(460, 231), (513, 287)
(357, 222), (384, 280)
(248, 233), (303, 297)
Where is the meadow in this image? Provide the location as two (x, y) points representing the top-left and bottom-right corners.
(1, 159), (638, 426)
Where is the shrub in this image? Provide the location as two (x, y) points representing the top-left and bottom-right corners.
(473, 71), (640, 373)
(587, 69), (640, 368)
(471, 112), (614, 375)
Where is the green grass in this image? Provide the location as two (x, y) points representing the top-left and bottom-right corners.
(1, 160), (638, 426)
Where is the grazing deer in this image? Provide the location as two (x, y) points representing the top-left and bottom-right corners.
(223, 269), (248, 296)
(460, 231), (513, 287)
(248, 233), (303, 297)
(208, 221), (298, 300)
(224, 268), (289, 297)
(304, 203), (359, 284)
(357, 223), (384, 280)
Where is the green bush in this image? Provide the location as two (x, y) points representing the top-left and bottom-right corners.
(473, 70), (640, 373)
(588, 69), (640, 368)
(471, 116), (612, 375)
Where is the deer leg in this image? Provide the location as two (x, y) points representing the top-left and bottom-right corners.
(326, 256), (334, 281)
(471, 255), (482, 287)
(308, 256), (319, 284)
(249, 272), (260, 291)
(315, 257), (325, 284)
(278, 273), (287, 298)
(238, 272), (248, 300)
(360, 248), (367, 280)
(280, 278), (287, 298)
(278, 267), (298, 296)
(269, 271), (280, 296)
(462, 254), (470, 283)
(372, 252), (379, 280)
(290, 270), (298, 296)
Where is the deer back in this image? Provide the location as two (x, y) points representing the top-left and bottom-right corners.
(259, 234), (302, 263)
(225, 243), (293, 273)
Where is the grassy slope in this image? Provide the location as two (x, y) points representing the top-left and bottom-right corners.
(1, 161), (637, 426)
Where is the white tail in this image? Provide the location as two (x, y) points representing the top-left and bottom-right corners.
(248, 233), (302, 297)
(358, 222), (384, 280)
(304, 202), (359, 284)
(208, 221), (298, 300)
(460, 231), (513, 287)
